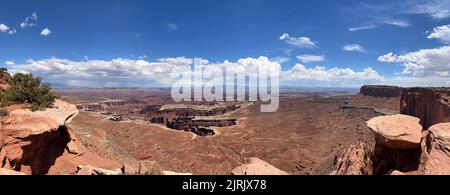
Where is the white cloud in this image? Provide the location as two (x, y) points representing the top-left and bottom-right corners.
(283, 64), (383, 87)
(382, 19), (410, 27)
(20, 12), (38, 29)
(296, 55), (325, 63)
(279, 33), (316, 48)
(4, 61), (15, 65)
(0, 24), (10, 32)
(348, 19), (409, 32)
(40, 28), (51, 36)
(11, 56), (384, 88)
(377, 52), (397, 63)
(270, 56), (290, 64)
(412, 0), (450, 20)
(427, 24), (450, 43)
(378, 46), (450, 78)
(342, 44), (366, 53)
(8, 28), (17, 34)
(167, 23), (178, 31)
(10, 57), (194, 87)
(348, 25), (377, 32)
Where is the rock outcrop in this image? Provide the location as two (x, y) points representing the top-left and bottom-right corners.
(367, 115), (423, 149)
(232, 157), (288, 175)
(367, 115), (423, 174)
(360, 85), (404, 98)
(401, 87), (450, 129)
(421, 123), (450, 175)
(331, 141), (374, 175)
(0, 99), (122, 175)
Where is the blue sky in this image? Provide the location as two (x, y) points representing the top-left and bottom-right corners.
(1, 0), (450, 87)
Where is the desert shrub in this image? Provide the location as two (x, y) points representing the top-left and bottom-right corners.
(0, 67), (7, 74)
(0, 90), (10, 107)
(0, 108), (8, 116)
(6, 73), (59, 111)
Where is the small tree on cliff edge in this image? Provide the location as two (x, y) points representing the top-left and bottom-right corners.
(6, 73), (60, 111)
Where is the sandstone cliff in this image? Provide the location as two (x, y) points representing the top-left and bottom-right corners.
(401, 87), (450, 129)
(0, 99), (122, 175)
(332, 115), (450, 175)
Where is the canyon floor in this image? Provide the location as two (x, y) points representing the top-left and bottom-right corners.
(58, 88), (396, 175)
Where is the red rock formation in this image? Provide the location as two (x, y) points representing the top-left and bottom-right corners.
(331, 141), (374, 175)
(420, 123), (450, 175)
(0, 99), (122, 175)
(360, 85), (404, 98)
(401, 87), (450, 129)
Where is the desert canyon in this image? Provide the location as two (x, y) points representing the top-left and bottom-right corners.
(1, 70), (449, 175)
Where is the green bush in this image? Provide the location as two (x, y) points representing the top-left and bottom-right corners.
(4, 73), (59, 111)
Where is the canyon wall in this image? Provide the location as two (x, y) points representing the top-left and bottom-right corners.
(401, 88), (450, 129)
(360, 85), (404, 98)
(334, 86), (450, 175)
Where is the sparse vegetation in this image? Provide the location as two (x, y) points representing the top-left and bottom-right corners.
(0, 70), (59, 111)
(0, 67), (7, 74)
(0, 108), (8, 116)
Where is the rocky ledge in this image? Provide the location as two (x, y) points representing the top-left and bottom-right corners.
(332, 115), (450, 175)
(0, 99), (123, 175)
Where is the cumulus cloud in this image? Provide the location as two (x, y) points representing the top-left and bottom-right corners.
(342, 44), (366, 53)
(378, 46), (450, 78)
(0, 24), (10, 32)
(377, 52), (397, 63)
(283, 64), (383, 87)
(427, 24), (450, 43)
(40, 28), (51, 36)
(296, 55), (325, 63)
(10, 57), (194, 87)
(20, 12), (38, 29)
(10, 55), (386, 87)
(279, 33), (316, 48)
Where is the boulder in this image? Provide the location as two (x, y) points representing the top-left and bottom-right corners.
(367, 114), (423, 149)
(231, 157), (288, 175)
(331, 141), (373, 175)
(422, 123), (450, 175)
